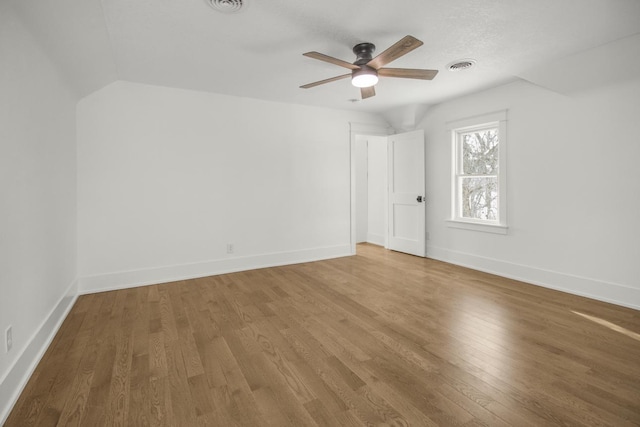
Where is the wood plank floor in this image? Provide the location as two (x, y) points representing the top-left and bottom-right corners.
(6, 243), (640, 426)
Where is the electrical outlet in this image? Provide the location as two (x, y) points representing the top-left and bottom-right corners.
(5, 325), (12, 353)
(226, 243), (234, 254)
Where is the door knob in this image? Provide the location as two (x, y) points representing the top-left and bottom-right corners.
(417, 195), (424, 203)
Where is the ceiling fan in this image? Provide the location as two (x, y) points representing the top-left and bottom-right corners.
(300, 35), (438, 99)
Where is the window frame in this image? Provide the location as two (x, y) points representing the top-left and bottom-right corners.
(446, 111), (508, 234)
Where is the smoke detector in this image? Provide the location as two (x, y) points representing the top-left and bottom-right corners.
(205, 0), (247, 13)
(448, 59), (477, 72)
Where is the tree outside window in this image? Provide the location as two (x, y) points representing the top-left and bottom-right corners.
(459, 128), (499, 220)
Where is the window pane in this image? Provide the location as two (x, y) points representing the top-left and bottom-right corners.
(462, 129), (498, 175)
(460, 177), (498, 220)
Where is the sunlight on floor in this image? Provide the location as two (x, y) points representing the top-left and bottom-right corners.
(449, 295), (513, 376)
(572, 311), (640, 342)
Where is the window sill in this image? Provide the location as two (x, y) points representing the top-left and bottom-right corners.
(446, 219), (508, 235)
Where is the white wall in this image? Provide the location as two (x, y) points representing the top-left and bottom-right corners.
(77, 81), (385, 292)
(421, 78), (640, 309)
(355, 137), (368, 243)
(354, 135), (387, 247)
(367, 136), (387, 247)
(0, 3), (78, 422)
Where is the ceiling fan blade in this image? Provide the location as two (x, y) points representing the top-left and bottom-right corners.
(300, 73), (351, 89)
(367, 35), (424, 70)
(303, 52), (360, 70)
(361, 86), (376, 99)
(378, 68), (439, 80)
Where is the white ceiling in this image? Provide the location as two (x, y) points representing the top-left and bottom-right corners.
(10, 0), (640, 113)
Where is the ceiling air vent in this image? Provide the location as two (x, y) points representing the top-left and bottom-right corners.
(205, 0), (246, 13)
(448, 59), (476, 72)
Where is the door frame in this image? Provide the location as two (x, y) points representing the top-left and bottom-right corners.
(349, 122), (394, 255)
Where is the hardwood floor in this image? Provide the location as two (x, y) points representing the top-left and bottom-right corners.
(6, 243), (640, 426)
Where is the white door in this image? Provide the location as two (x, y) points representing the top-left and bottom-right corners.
(388, 130), (426, 257)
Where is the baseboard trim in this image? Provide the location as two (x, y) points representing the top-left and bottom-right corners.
(0, 278), (78, 425)
(79, 245), (352, 294)
(426, 245), (640, 311)
(366, 233), (385, 247)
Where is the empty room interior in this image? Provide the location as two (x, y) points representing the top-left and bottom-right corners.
(2, 0), (640, 425)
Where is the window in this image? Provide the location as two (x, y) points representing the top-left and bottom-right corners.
(447, 111), (507, 234)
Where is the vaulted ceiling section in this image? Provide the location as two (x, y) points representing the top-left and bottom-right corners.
(9, 0), (640, 112)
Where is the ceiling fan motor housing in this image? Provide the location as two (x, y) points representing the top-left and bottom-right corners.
(352, 43), (376, 65)
(351, 43), (379, 87)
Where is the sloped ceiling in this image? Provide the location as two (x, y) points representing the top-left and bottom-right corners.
(10, 0), (640, 113)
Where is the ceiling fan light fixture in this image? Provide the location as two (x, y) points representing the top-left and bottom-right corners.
(301, 36), (437, 99)
(351, 66), (379, 88)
